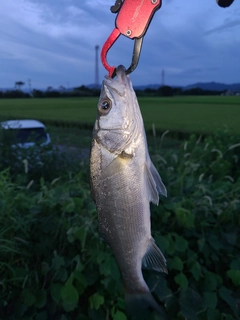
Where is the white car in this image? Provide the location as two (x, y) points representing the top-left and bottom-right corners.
(1, 119), (51, 148)
(0, 119), (52, 168)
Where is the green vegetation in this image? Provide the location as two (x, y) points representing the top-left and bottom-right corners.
(0, 96), (240, 134)
(0, 96), (239, 318)
(139, 96), (240, 134)
(0, 98), (97, 125)
(0, 129), (239, 319)
(0, 84), (224, 100)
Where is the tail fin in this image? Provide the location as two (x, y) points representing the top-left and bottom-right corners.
(125, 291), (167, 320)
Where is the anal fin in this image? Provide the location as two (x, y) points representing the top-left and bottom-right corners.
(142, 238), (168, 273)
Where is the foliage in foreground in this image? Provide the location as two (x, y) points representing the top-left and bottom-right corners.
(0, 130), (240, 320)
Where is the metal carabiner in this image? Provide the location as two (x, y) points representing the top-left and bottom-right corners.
(101, 29), (143, 78)
(101, 0), (161, 78)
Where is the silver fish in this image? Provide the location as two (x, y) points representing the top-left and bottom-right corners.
(90, 65), (167, 318)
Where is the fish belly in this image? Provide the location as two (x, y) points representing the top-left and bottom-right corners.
(91, 143), (151, 290)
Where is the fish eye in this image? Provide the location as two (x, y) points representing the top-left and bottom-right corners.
(101, 99), (111, 110)
(98, 98), (112, 115)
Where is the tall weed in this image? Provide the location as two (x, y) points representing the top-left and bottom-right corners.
(0, 130), (239, 319)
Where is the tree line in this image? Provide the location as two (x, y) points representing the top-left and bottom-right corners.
(137, 85), (224, 96)
(0, 85), (224, 99)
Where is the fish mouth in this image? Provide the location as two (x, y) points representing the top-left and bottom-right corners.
(115, 65), (128, 83)
(103, 65), (131, 96)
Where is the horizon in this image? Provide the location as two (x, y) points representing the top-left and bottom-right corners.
(1, 80), (240, 92)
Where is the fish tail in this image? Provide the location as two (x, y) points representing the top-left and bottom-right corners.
(124, 290), (167, 320)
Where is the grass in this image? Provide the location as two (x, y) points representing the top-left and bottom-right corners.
(49, 127), (93, 149)
(140, 96), (240, 134)
(0, 96), (239, 134)
(0, 97), (97, 124)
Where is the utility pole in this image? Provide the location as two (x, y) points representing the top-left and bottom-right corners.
(28, 79), (32, 93)
(95, 45), (99, 88)
(162, 69), (165, 87)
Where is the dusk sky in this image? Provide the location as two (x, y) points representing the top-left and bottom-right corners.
(0, 0), (239, 90)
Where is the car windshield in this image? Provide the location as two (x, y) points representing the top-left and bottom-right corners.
(16, 128), (47, 144)
(1, 127), (48, 145)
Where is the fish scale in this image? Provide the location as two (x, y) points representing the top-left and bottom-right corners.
(99, 168), (146, 243)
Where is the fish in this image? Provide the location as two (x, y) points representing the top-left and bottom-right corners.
(90, 65), (167, 319)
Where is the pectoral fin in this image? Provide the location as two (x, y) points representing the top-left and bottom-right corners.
(142, 238), (168, 273)
(145, 160), (167, 205)
(149, 159), (167, 197)
(100, 153), (132, 181)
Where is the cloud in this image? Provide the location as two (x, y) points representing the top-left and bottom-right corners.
(0, 0), (110, 41)
(0, 0), (110, 84)
(204, 19), (240, 35)
(0, 0), (239, 88)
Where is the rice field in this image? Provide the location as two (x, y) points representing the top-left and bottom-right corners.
(0, 95), (239, 134)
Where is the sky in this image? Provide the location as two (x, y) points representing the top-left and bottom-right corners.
(0, 0), (239, 89)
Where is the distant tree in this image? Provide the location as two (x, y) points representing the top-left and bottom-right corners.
(183, 87), (221, 96)
(74, 85), (90, 92)
(47, 86), (53, 92)
(15, 81), (25, 90)
(59, 86), (66, 92)
(91, 89), (101, 97)
(144, 88), (157, 94)
(158, 85), (173, 97)
(45, 90), (60, 98)
(73, 85), (93, 97)
(4, 90), (25, 98)
(184, 87), (203, 95)
(172, 87), (183, 96)
(32, 89), (44, 98)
